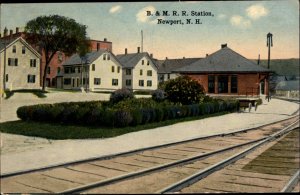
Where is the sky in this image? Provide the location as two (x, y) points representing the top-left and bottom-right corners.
(0, 1), (299, 60)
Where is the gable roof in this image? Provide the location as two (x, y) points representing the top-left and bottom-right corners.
(63, 50), (111, 66)
(157, 58), (202, 74)
(174, 46), (272, 73)
(116, 52), (157, 69)
(0, 37), (41, 58)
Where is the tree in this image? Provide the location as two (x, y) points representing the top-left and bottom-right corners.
(25, 15), (90, 91)
(164, 75), (205, 105)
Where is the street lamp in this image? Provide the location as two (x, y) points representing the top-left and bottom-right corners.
(266, 32), (273, 102)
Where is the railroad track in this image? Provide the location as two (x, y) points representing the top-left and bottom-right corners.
(1, 116), (299, 193)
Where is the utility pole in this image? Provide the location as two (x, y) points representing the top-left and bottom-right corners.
(267, 32), (273, 69)
(141, 30), (143, 53)
(266, 32), (273, 102)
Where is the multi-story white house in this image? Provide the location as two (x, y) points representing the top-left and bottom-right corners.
(61, 50), (123, 91)
(0, 37), (41, 91)
(117, 48), (158, 91)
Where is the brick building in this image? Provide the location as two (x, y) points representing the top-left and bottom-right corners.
(0, 27), (112, 88)
(174, 44), (272, 96)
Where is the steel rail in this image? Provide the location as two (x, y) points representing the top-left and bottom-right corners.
(281, 170), (300, 192)
(158, 119), (299, 193)
(58, 137), (265, 194)
(2, 114), (298, 178)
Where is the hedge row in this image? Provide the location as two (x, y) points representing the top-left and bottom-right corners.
(17, 99), (239, 128)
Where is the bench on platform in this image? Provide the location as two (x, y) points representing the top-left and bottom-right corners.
(237, 98), (259, 112)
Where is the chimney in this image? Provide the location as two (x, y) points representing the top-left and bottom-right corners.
(183, 57), (185, 59)
(104, 38), (107, 42)
(10, 29), (13, 36)
(16, 27), (19, 33)
(150, 53), (153, 58)
(165, 57), (168, 60)
(206, 54), (209, 57)
(221, 44), (227, 48)
(137, 47), (140, 53)
(125, 48), (128, 55)
(4, 27), (8, 36)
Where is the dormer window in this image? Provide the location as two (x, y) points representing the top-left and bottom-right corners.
(107, 54), (110, 60)
(103, 54), (106, 60)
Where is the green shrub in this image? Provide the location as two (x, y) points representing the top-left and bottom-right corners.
(15, 96), (239, 128)
(114, 109), (133, 127)
(152, 89), (165, 102)
(17, 106), (30, 120)
(164, 75), (205, 105)
(130, 109), (143, 126)
(110, 88), (134, 104)
(61, 105), (79, 123)
(86, 105), (104, 125)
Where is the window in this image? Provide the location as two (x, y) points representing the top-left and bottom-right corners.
(83, 78), (90, 85)
(92, 64), (95, 71)
(64, 67), (70, 74)
(142, 60), (144, 65)
(107, 54), (110, 60)
(208, 75), (215, 93)
(126, 69), (131, 75)
(218, 75), (228, 93)
(71, 67), (76, 73)
(12, 45), (16, 53)
(117, 66), (120, 73)
(30, 59), (36, 67)
(147, 60), (150, 65)
(64, 78), (71, 85)
(103, 54), (106, 60)
(94, 78), (101, 85)
(112, 66), (115, 72)
(22, 46), (26, 54)
(97, 43), (100, 51)
(27, 75), (36, 83)
(5, 74), (8, 82)
(140, 69), (143, 76)
(126, 79), (132, 86)
(167, 74), (170, 79)
(147, 70), (152, 76)
(8, 58), (18, 66)
(231, 75), (238, 93)
(57, 67), (61, 74)
(147, 80), (152, 87)
(112, 79), (118, 86)
(47, 67), (51, 74)
(139, 80), (144, 87)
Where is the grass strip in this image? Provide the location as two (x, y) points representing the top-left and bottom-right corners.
(0, 112), (228, 140)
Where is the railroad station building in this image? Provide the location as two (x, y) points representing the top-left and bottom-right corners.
(174, 44), (273, 96)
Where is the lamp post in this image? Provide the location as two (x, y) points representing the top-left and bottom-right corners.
(266, 32), (273, 102)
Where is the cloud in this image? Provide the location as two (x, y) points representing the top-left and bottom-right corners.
(218, 14), (227, 20)
(246, 4), (268, 20)
(136, 6), (156, 23)
(230, 15), (251, 28)
(109, 5), (122, 14)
